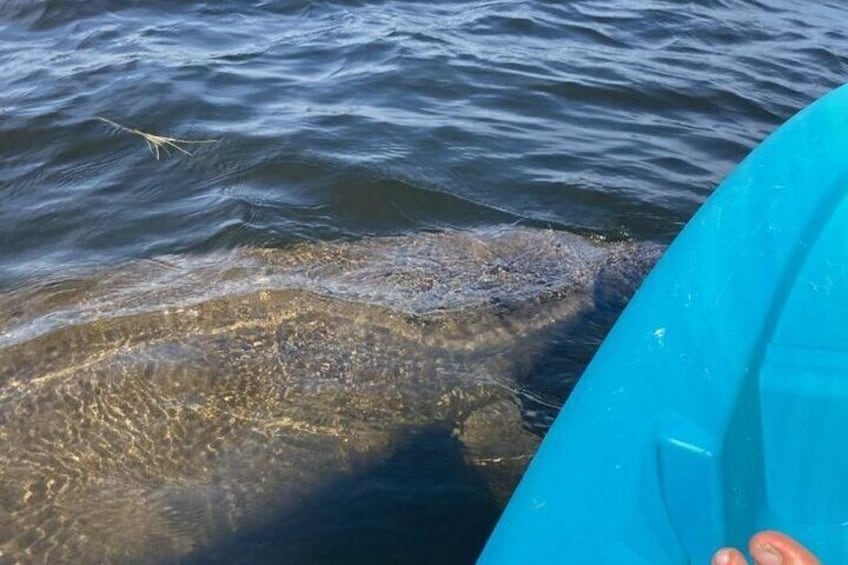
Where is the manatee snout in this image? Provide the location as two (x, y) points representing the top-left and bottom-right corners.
(594, 241), (665, 311)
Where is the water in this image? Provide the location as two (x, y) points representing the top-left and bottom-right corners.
(1, 1), (847, 562)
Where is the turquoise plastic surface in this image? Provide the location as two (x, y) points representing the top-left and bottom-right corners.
(479, 83), (848, 564)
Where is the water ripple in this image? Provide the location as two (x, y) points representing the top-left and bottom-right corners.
(1, 0), (847, 283)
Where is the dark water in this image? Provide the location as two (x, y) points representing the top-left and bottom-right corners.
(1, 1), (847, 562)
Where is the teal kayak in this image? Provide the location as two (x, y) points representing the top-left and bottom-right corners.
(480, 83), (848, 564)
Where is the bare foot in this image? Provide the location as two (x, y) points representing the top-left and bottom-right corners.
(712, 531), (820, 565)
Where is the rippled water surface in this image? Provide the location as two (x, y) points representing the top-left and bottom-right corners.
(2, 1), (847, 562)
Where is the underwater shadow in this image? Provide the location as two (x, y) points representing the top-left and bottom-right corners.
(183, 425), (500, 565)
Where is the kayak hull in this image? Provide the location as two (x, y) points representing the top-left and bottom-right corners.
(480, 84), (848, 563)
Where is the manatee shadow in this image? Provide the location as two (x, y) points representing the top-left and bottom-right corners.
(183, 426), (500, 565)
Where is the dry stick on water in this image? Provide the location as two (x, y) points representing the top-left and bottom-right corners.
(96, 117), (218, 160)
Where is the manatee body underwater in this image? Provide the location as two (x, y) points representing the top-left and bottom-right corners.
(0, 226), (660, 563)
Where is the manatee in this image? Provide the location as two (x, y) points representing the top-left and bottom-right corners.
(0, 226), (660, 562)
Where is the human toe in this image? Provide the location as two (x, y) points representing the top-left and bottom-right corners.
(712, 547), (748, 565)
(748, 531), (819, 565)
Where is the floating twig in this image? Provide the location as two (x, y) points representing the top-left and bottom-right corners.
(96, 116), (218, 160)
